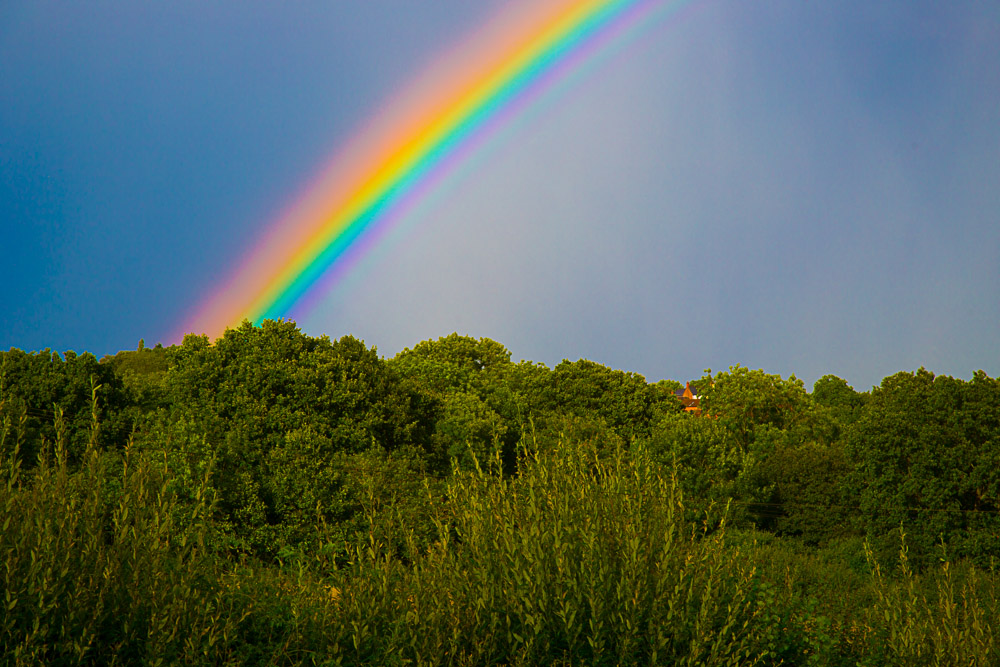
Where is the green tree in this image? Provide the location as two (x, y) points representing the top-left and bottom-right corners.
(155, 320), (423, 556)
(809, 374), (867, 446)
(651, 366), (809, 529)
(103, 342), (172, 418)
(0, 347), (131, 463)
(537, 359), (678, 445)
(844, 369), (1000, 565)
(390, 334), (521, 471)
(647, 411), (741, 506)
(759, 439), (853, 543)
(698, 365), (808, 451)
(391, 333), (512, 386)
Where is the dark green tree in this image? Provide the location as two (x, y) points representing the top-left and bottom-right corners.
(536, 359), (678, 445)
(390, 334), (519, 470)
(0, 347), (131, 463)
(844, 369), (1000, 565)
(155, 320), (424, 555)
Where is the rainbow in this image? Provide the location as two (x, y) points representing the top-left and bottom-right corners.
(185, 0), (688, 340)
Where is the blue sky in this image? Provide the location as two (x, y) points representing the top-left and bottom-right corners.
(2, 0), (998, 390)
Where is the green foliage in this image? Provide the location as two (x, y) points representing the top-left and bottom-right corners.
(103, 343), (172, 415)
(419, 441), (772, 666)
(266, 442), (779, 666)
(0, 347), (132, 464)
(862, 530), (1000, 665)
(844, 369), (1000, 565)
(104, 341), (169, 378)
(538, 358), (679, 444)
(152, 320), (425, 557)
(813, 374), (867, 411)
(167, 320), (412, 455)
(649, 368), (809, 531)
(760, 440), (853, 544)
(389, 336), (681, 471)
(390, 334), (523, 472)
(646, 410), (743, 510)
(4, 324), (1000, 664)
(0, 391), (239, 666)
(698, 365), (809, 451)
(810, 374), (867, 446)
(391, 332), (513, 384)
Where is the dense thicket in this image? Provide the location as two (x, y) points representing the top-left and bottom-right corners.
(2, 320), (999, 665)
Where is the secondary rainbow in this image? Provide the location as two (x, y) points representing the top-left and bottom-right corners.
(185, 0), (684, 340)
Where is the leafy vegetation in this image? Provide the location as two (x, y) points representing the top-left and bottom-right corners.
(2, 320), (999, 664)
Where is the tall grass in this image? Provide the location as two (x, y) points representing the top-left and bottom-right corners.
(4, 393), (1000, 665)
(271, 440), (775, 666)
(0, 388), (241, 666)
(860, 530), (999, 666)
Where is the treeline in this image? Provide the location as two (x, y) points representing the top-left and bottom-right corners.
(1, 319), (999, 664)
